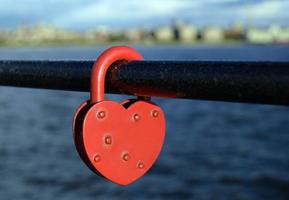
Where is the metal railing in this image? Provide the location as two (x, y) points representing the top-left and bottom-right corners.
(1, 60), (289, 105)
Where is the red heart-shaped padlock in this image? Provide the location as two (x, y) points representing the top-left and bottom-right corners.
(83, 100), (165, 185)
(73, 46), (166, 185)
(72, 99), (136, 173)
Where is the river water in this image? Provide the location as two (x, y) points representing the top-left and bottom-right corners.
(0, 45), (289, 200)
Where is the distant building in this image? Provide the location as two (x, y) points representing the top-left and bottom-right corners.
(277, 28), (289, 43)
(174, 21), (198, 42)
(109, 30), (126, 42)
(124, 29), (143, 42)
(269, 25), (289, 43)
(246, 27), (273, 44)
(13, 25), (79, 43)
(2, 21), (289, 46)
(246, 25), (289, 44)
(85, 27), (109, 43)
(154, 26), (174, 42)
(203, 27), (225, 43)
(141, 28), (155, 43)
(225, 22), (245, 40)
(0, 29), (9, 43)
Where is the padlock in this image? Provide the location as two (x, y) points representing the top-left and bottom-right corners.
(73, 46), (166, 186)
(73, 99), (134, 173)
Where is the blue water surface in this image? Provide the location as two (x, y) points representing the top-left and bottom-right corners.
(0, 45), (289, 200)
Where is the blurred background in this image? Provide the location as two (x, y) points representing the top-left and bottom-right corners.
(0, 0), (289, 200)
(0, 0), (289, 45)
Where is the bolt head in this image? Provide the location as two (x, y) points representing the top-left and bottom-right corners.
(133, 113), (141, 122)
(152, 110), (159, 118)
(97, 111), (106, 119)
(137, 161), (145, 169)
(122, 153), (131, 161)
(93, 154), (101, 163)
(104, 135), (112, 145)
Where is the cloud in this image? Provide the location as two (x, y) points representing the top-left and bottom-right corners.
(53, 0), (194, 28)
(247, 0), (289, 18)
(0, 0), (288, 29)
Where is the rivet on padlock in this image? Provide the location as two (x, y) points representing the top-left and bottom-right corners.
(73, 46), (166, 186)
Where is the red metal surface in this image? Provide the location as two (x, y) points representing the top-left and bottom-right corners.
(83, 100), (165, 185)
(72, 101), (97, 172)
(90, 46), (144, 104)
(73, 46), (166, 186)
(72, 99), (137, 173)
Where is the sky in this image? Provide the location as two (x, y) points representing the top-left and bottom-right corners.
(0, 0), (288, 30)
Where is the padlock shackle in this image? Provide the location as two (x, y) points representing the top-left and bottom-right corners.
(91, 46), (144, 104)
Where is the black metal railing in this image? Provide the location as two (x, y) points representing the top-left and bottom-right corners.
(1, 60), (289, 105)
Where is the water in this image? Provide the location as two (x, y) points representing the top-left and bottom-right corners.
(0, 45), (289, 200)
